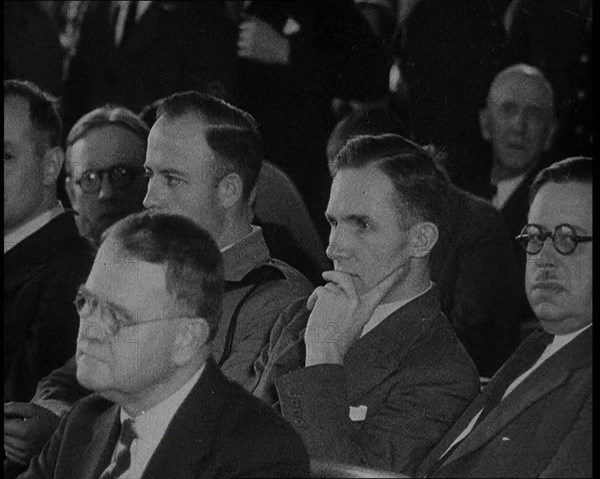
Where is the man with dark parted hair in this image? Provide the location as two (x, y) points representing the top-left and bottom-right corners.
(17, 211), (310, 479)
(418, 157), (592, 478)
(4, 92), (313, 471)
(4, 80), (94, 403)
(249, 134), (480, 476)
(64, 105), (149, 246)
(326, 106), (521, 378)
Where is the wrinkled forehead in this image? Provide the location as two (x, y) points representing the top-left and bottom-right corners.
(68, 124), (146, 173)
(488, 72), (553, 110)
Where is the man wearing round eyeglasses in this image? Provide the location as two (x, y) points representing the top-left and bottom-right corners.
(16, 211), (310, 478)
(417, 157), (592, 477)
(64, 105), (149, 246)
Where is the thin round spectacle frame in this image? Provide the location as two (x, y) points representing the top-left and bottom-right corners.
(67, 165), (145, 194)
(516, 223), (592, 256)
(74, 288), (186, 336)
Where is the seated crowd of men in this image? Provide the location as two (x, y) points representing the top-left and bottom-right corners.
(3, 76), (592, 478)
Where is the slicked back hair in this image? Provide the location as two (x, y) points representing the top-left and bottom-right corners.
(4, 79), (62, 156)
(102, 211), (224, 342)
(156, 91), (263, 202)
(331, 134), (449, 230)
(65, 104), (149, 175)
(529, 156), (593, 205)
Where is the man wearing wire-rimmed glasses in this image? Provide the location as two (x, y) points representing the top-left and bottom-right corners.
(418, 156), (592, 478)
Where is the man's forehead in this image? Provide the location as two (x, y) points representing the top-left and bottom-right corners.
(489, 72), (553, 108)
(69, 125), (145, 171)
(529, 182), (592, 231)
(328, 166), (398, 215)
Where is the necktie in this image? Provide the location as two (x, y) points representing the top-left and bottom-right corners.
(427, 331), (553, 476)
(120, 0), (139, 47)
(99, 418), (137, 479)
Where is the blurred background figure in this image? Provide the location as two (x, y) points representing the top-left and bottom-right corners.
(4, 1), (64, 96)
(479, 64), (557, 333)
(64, 105), (149, 247)
(4, 80), (93, 403)
(61, 1), (238, 139)
(229, 0), (389, 242)
(504, 0), (592, 160)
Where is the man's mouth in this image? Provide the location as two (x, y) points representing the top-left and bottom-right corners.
(531, 281), (565, 293)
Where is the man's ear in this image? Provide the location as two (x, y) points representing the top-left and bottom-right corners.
(216, 172), (244, 210)
(172, 317), (211, 366)
(42, 146), (64, 186)
(407, 222), (439, 258)
(479, 107), (492, 142)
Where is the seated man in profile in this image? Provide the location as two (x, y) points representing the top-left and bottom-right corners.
(4, 92), (313, 469)
(4, 80), (93, 403)
(17, 212), (310, 478)
(417, 157), (592, 478)
(250, 135), (481, 476)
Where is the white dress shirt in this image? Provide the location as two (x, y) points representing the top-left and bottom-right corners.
(4, 202), (65, 254)
(492, 173), (527, 210)
(113, 365), (204, 479)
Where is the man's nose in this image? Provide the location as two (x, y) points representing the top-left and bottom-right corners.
(326, 227), (346, 260)
(97, 174), (116, 200)
(510, 110), (527, 134)
(142, 177), (159, 210)
(78, 315), (110, 342)
(532, 236), (558, 267)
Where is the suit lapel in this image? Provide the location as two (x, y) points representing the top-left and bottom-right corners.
(443, 327), (593, 466)
(141, 358), (224, 478)
(344, 289), (440, 401)
(79, 403), (121, 479)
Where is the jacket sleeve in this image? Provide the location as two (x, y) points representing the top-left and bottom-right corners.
(221, 278), (312, 387)
(32, 356), (91, 417)
(276, 361), (478, 476)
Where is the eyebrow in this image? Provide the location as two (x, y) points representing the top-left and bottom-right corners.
(326, 213), (372, 224)
(77, 284), (134, 321)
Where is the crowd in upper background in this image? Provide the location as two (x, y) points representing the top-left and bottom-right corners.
(4, 1), (592, 478)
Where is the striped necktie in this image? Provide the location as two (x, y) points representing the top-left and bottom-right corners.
(99, 418), (137, 479)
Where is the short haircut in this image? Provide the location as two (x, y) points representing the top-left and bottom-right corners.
(331, 134), (449, 229)
(529, 156), (593, 205)
(102, 211), (224, 342)
(4, 79), (62, 155)
(156, 91), (263, 201)
(328, 106), (409, 169)
(65, 104), (150, 174)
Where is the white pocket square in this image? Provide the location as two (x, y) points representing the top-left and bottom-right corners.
(282, 17), (301, 36)
(349, 405), (368, 422)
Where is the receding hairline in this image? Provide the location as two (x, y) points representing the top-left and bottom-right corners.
(487, 64), (554, 108)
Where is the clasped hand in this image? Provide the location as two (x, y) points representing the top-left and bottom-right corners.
(304, 268), (404, 366)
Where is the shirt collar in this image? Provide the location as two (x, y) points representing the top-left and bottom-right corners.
(361, 281), (434, 337)
(220, 226), (270, 282)
(4, 202), (65, 254)
(120, 364), (204, 437)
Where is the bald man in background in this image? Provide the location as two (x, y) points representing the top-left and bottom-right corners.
(480, 63), (557, 328)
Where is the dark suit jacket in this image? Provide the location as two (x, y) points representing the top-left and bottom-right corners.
(431, 185), (520, 377)
(4, 212), (93, 402)
(19, 358), (310, 479)
(250, 288), (480, 476)
(417, 327), (593, 478)
(62, 1), (237, 133)
(497, 166), (545, 324)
